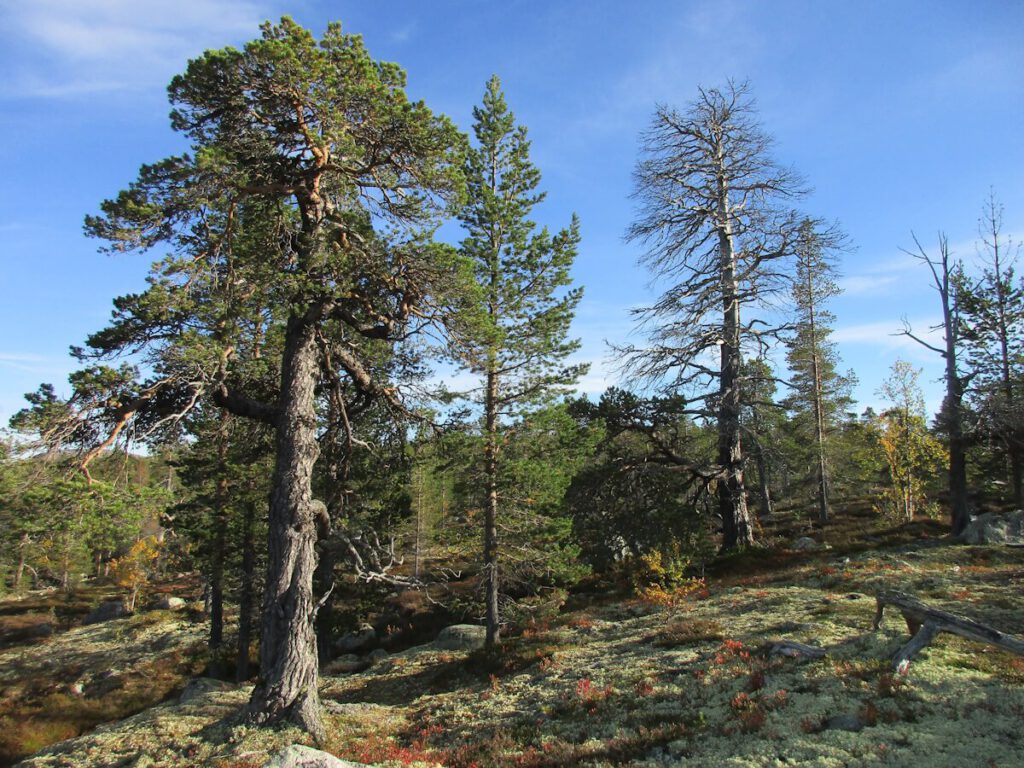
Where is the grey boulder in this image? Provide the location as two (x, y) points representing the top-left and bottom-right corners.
(434, 624), (487, 651)
(264, 745), (368, 768)
(334, 624), (377, 654)
(961, 510), (1024, 545)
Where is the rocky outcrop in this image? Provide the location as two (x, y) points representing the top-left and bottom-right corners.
(961, 510), (1024, 545)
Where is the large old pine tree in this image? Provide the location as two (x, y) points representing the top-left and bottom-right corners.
(80, 19), (466, 738)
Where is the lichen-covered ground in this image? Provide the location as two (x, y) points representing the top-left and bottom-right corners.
(8, 514), (1024, 768)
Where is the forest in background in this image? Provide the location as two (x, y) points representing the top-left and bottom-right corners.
(0, 17), (1022, 745)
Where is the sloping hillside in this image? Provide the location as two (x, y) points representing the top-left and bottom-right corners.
(7, 516), (1024, 768)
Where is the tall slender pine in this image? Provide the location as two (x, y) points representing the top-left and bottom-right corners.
(784, 220), (853, 524)
(459, 77), (585, 647)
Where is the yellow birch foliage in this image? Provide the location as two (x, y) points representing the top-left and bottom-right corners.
(109, 536), (162, 612)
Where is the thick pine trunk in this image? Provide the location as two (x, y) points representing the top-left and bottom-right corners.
(934, 249), (970, 535)
(236, 499), (256, 682)
(244, 315), (324, 741)
(1002, 378), (1022, 506)
(718, 331), (752, 550)
(483, 367), (501, 648)
(996, 278), (1023, 505)
(716, 172), (753, 552)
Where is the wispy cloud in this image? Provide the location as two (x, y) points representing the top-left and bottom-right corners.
(566, 0), (758, 141)
(838, 251), (920, 296)
(838, 274), (900, 297)
(390, 22), (416, 45)
(926, 47), (1024, 100)
(833, 317), (942, 352)
(1, 0), (270, 99)
(0, 351), (66, 375)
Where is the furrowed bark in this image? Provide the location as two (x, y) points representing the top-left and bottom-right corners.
(244, 314), (324, 741)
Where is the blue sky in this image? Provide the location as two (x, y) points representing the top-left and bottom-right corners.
(1, 0), (1022, 427)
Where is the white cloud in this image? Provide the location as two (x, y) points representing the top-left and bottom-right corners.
(1, 0), (270, 98)
(837, 251), (922, 297)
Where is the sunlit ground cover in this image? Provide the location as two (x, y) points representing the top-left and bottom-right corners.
(7, 513), (1024, 768)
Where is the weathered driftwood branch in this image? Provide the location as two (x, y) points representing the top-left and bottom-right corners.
(872, 590), (1024, 673)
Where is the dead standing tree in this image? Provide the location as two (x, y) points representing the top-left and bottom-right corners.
(899, 234), (971, 535)
(622, 81), (807, 550)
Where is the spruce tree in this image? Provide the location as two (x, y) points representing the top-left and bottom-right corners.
(458, 77), (585, 647)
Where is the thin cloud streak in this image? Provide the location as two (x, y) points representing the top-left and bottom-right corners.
(2, 0), (270, 98)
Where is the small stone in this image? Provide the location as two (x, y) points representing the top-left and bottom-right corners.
(793, 537), (818, 551)
(368, 648), (389, 663)
(667, 739), (687, 757)
(324, 654), (368, 675)
(826, 713), (866, 732)
(85, 670), (125, 698)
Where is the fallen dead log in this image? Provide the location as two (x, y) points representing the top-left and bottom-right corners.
(767, 640), (827, 660)
(872, 590), (1024, 673)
